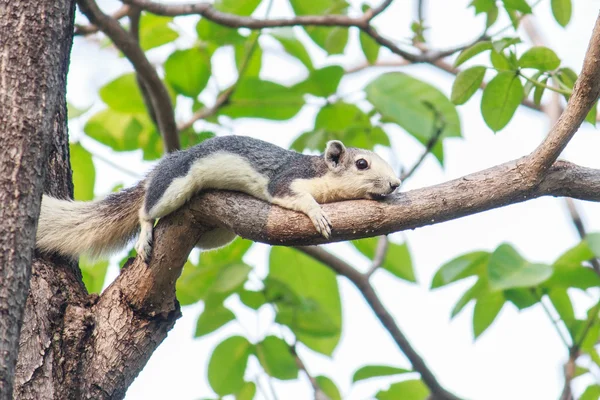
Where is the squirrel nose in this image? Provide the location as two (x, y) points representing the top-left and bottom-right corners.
(390, 181), (400, 190)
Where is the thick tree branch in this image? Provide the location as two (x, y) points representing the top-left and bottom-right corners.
(526, 14), (600, 177)
(77, 0), (180, 152)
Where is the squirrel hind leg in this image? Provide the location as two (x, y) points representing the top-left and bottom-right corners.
(135, 209), (155, 262)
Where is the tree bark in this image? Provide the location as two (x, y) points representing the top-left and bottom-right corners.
(0, 0), (76, 398)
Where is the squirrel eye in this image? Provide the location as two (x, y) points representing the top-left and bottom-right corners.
(355, 159), (369, 170)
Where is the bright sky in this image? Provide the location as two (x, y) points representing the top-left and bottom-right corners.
(68, 0), (600, 399)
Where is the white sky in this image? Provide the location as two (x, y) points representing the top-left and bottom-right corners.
(67, 0), (600, 399)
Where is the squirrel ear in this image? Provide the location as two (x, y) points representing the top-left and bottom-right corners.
(324, 140), (346, 168)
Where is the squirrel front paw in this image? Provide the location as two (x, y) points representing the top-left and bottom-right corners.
(309, 208), (332, 239)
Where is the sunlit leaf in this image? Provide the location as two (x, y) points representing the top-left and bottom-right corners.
(70, 143), (95, 201)
(139, 13), (179, 51)
(271, 28), (314, 70)
(473, 291), (505, 338)
(352, 365), (412, 383)
(316, 376), (341, 400)
(487, 244), (552, 290)
(99, 73), (147, 113)
(256, 336), (299, 380)
(80, 256), (109, 294)
(165, 48), (211, 98)
(195, 301), (235, 338)
(454, 41), (492, 67)
(551, 0), (572, 27)
(360, 30), (380, 64)
(208, 336), (253, 395)
(366, 72), (461, 164)
(518, 47), (561, 71)
(481, 72), (523, 131)
(431, 251), (489, 288)
(269, 247), (342, 355)
(451, 66), (486, 105)
(376, 380), (429, 400)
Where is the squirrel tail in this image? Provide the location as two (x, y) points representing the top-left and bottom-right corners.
(36, 183), (146, 259)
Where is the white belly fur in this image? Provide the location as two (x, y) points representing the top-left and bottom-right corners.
(149, 152), (272, 218)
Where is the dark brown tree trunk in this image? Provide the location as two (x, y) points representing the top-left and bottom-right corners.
(0, 0), (76, 398)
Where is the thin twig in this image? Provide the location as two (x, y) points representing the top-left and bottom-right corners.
(121, 0), (469, 64)
(400, 105), (445, 181)
(296, 246), (461, 400)
(74, 5), (130, 36)
(417, 0), (425, 23)
(289, 343), (328, 400)
(77, 0), (180, 152)
(366, 236), (388, 277)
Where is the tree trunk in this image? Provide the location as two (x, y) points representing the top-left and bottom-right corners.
(0, 0), (76, 398)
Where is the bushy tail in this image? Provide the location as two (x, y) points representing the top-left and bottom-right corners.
(36, 184), (145, 259)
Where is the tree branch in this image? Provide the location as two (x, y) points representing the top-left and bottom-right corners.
(74, 5), (130, 36)
(120, 0), (465, 63)
(526, 14), (600, 178)
(77, 0), (180, 152)
(296, 246), (460, 400)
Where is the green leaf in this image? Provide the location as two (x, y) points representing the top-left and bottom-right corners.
(289, 0), (350, 55)
(195, 301), (235, 338)
(451, 66), (486, 105)
(212, 263), (251, 293)
(80, 256), (109, 294)
(67, 101), (91, 120)
(431, 251), (489, 288)
(471, 0), (496, 14)
(360, 30), (380, 64)
(485, 5), (499, 28)
(366, 72), (461, 164)
(490, 50), (512, 71)
(556, 67), (578, 89)
(352, 365), (412, 383)
(294, 65), (344, 97)
(238, 289), (266, 310)
(481, 72), (524, 131)
(165, 48), (211, 98)
(502, 0), (532, 13)
(271, 28), (314, 70)
(555, 240), (595, 267)
(581, 384), (600, 400)
(269, 247), (342, 356)
(473, 291), (505, 338)
(291, 102), (390, 152)
(547, 289), (575, 323)
(84, 109), (153, 152)
(503, 288), (538, 310)
(139, 13), (179, 51)
(235, 382), (256, 400)
(551, 0), (572, 27)
(208, 336), (253, 396)
(255, 336), (299, 380)
(544, 265), (600, 290)
(451, 279), (488, 318)
(99, 73), (147, 113)
(518, 47), (561, 71)
(69, 143), (95, 201)
(487, 244), (552, 290)
(219, 78), (304, 120)
(275, 301), (340, 337)
(316, 376), (341, 400)
(376, 380), (429, 400)
(492, 37), (521, 53)
(454, 41), (492, 67)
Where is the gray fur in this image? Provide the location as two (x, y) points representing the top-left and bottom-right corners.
(145, 135), (307, 213)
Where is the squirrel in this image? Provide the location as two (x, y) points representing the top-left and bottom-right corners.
(36, 135), (401, 261)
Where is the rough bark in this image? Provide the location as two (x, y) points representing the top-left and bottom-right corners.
(0, 0), (76, 397)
